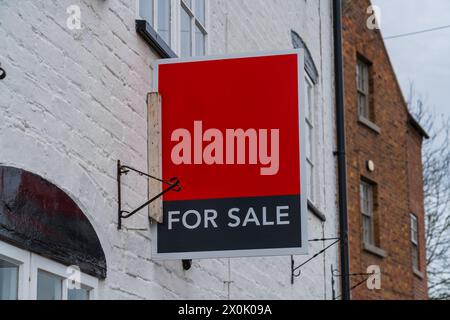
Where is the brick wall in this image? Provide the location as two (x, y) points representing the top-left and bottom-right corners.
(343, 0), (428, 300)
(407, 126), (429, 299)
(0, 0), (338, 299)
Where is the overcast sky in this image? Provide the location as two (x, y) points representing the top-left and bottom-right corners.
(372, 0), (450, 118)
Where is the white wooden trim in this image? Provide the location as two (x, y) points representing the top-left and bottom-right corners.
(154, 0), (158, 30)
(171, 0), (179, 53)
(305, 74), (315, 204)
(32, 254), (98, 300)
(0, 241), (31, 300)
(0, 240), (98, 300)
(135, 0), (140, 19)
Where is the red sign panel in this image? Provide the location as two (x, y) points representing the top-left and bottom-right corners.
(152, 50), (308, 260)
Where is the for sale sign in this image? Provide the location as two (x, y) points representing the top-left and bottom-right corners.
(151, 50), (308, 260)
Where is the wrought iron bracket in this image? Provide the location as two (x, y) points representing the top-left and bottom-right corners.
(182, 259), (192, 271)
(331, 267), (381, 300)
(0, 63), (6, 80)
(291, 237), (341, 284)
(117, 160), (181, 230)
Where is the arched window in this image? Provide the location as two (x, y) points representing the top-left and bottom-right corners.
(0, 166), (106, 300)
(291, 30), (319, 84)
(291, 31), (318, 205)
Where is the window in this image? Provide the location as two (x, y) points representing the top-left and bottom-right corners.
(37, 270), (63, 300)
(0, 240), (98, 300)
(158, 0), (171, 44)
(138, 0), (208, 57)
(305, 75), (315, 203)
(291, 31), (319, 83)
(139, 0), (154, 29)
(356, 58), (370, 120)
(0, 258), (19, 300)
(180, 0), (207, 56)
(180, 4), (192, 56)
(360, 180), (375, 245)
(139, 0), (171, 44)
(68, 285), (91, 301)
(411, 214), (420, 271)
(291, 31), (319, 207)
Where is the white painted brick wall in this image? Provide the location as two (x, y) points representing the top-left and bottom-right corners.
(0, 0), (339, 299)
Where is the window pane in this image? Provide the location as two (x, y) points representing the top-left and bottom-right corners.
(411, 215), (418, 243)
(358, 63), (364, 91)
(357, 59), (371, 120)
(358, 93), (368, 118)
(0, 259), (18, 300)
(412, 227), (418, 243)
(195, 25), (205, 56)
(360, 183), (370, 214)
(139, 0), (154, 26)
(356, 63), (361, 90)
(363, 64), (368, 91)
(158, 0), (170, 44)
(180, 7), (192, 57)
(195, 0), (205, 25)
(68, 286), (90, 300)
(357, 61), (368, 92)
(363, 215), (374, 244)
(37, 270), (62, 300)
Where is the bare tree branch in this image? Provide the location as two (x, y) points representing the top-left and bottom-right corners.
(408, 83), (450, 300)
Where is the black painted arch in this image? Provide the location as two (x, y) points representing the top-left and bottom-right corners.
(0, 166), (107, 279)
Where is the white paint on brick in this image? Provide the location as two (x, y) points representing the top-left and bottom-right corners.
(0, 0), (339, 299)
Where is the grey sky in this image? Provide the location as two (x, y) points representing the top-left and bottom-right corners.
(372, 0), (450, 118)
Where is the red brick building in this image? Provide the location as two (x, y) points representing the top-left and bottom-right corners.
(343, 0), (429, 299)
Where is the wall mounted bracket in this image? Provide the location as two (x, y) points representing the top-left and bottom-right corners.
(0, 63), (6, 80)
(291, 237), (341, 284)
(117, 160), (181, 230)
(331, 267), (381, 300)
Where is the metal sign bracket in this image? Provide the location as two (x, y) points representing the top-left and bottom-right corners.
(117, 160), (181, 230)
(0, 62), (6, 80)
(291, 237), (341, 284)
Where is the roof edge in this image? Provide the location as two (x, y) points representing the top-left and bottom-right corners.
(408, 113), (430, 139)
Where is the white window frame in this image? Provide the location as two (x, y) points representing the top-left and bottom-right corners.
(305, 75), (315, 203)
(30, 253), (98, 300)
(0, 240), (98, 300)
(0, 242), (30, 300)
(137, 0), (209, 57)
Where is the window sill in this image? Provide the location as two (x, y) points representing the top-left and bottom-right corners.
(136, 20), (177, 59)
(413, 268), (424, 280)
(358, 116), (381, 134)
(308, 200), (326, 222)
(363, 242), (387, 258)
